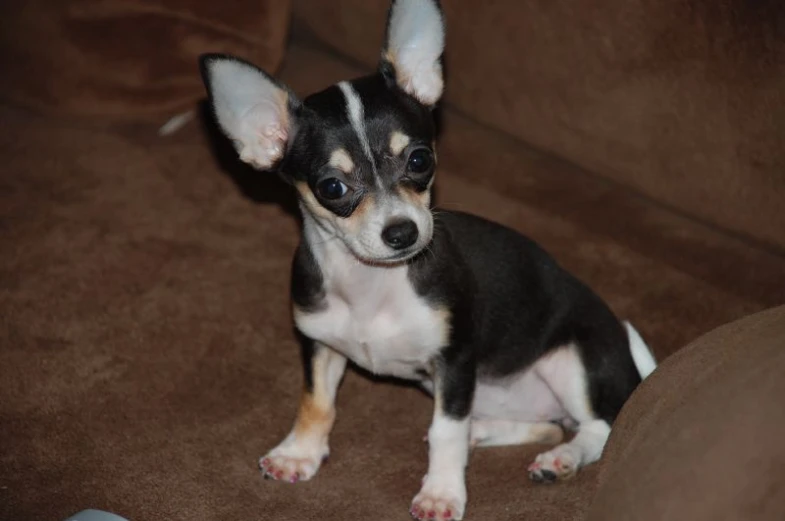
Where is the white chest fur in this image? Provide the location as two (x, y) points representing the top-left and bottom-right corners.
(293, 228), (449, 380)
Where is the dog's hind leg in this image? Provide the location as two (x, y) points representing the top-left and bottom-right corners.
(525, 343), (619, 482)
(470, 419), (563, 448)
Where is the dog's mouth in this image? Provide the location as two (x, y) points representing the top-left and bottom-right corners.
(354, 244), (428, 267)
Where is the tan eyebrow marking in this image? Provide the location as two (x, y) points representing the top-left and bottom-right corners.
(329, 148), (355, 174)
(389, 131), (411, 156)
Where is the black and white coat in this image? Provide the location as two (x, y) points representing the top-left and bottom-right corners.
(200, 1), (656, 519)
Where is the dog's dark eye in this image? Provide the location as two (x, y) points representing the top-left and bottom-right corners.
(316, 178), (349, 200)
(407, 148), (433, 174)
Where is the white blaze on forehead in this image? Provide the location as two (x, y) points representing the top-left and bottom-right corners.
(337, 82), (375, 168)
(389, 131), (411, 156)
(329, 148), (354, 173)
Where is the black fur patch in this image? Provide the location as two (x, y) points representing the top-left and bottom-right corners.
(407, 211), (642, 424)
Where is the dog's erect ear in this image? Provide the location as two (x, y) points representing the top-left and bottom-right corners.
(200, 54), (300, 170)
(381, 0), (445, 106)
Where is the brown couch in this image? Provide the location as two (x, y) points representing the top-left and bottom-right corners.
(1, 1), (784, 520)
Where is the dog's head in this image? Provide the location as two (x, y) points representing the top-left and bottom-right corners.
(200, 0), (445, 264)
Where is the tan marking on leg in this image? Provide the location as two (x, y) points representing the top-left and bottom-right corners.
(293, 392), (336, 440)
(259, 346), (346, 482)
(291, 344), (345, 442)
(427, 306), (453, 406)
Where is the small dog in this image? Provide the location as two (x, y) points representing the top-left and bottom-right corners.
(199, 0), (656, 519)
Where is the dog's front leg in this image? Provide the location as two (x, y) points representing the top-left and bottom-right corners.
(260, 338), (346, 483)
(411, 348), (475, 521)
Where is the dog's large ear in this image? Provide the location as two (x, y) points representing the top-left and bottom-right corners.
(200, 54), (300, 170)
(381, 0), (445, 107)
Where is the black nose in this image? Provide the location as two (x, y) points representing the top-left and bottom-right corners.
(381, 219), (419, 250)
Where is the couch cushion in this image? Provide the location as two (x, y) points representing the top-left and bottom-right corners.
(586, 305), (785, 521)
(293, 0), (785, 251)
(0, 0), (291, 124)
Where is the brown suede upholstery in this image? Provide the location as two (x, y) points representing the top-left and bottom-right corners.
(2, 39), (784, 520)
(2, 3), (785, 521)
(294, 0), (785, 251)
(0, 0), (291, 123)
(587, 305), (785, 521)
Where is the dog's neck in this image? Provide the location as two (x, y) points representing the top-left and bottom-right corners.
(300, 207), (413, 314)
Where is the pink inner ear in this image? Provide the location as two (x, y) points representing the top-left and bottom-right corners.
(235, 92), (290, 170)
(398, 62), (444, 107)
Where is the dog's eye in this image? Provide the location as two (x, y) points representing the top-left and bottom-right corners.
(316, 178), (349, 200)
(407, 148), (433, 174)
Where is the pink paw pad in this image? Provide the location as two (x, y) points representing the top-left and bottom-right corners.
(553, 457), (575, 473)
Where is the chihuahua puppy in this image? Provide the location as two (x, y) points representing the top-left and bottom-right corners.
(199, 0), (656, 519)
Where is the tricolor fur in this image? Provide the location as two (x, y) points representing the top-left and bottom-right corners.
(199, 1), (656, 520)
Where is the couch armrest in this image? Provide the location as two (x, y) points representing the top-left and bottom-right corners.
(586, 305), (785, 521)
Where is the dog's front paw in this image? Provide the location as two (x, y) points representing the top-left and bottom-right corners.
(410, 475), (466, 521)
(527, 445), (579, 483)
(259, 437), (328, 483)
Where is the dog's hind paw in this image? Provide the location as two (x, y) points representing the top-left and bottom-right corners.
(527, 446), (579, 483)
